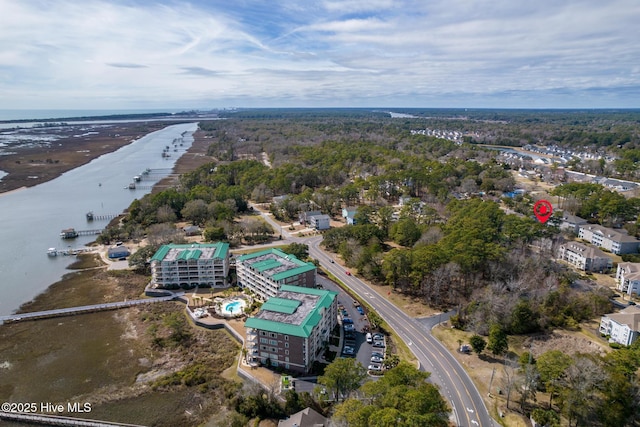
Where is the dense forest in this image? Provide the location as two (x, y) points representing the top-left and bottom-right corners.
(101, 110), (640, 426)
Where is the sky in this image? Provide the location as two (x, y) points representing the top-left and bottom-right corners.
(1, 0), (639, 110)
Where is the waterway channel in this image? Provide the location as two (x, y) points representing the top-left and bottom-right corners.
(0, 121), (198, 316)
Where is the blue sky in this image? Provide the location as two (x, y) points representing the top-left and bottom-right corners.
(1, 0), (639, 109)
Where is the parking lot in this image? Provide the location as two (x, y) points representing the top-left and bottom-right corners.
(318, 275), (387, 373)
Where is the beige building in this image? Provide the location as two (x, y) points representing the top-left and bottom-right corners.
(616, 262), (640, 296)
(150, 243), (229, 289)
(236, 248), (317, 301)
(578, 224), (640, 255)
(558, 241), (613, 272)
(245, 285), (338, 373)
(600, 305), (640, 346)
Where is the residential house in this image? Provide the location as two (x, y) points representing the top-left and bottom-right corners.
(278, 407), (329, 427)
(616, 262), (640, 296)
(599, 305), (640, 346)
(245, 285), (338, 373)
(309, 214), (330, 231)
(236, 248), (317, 301)
(559, 212), (588, 234)
(557, 241), (613, 272)
(578, 224), (640, 255)
(150, 242), (229, 289)
(299, 210), (322, 225)
(182, 225), (201, 236)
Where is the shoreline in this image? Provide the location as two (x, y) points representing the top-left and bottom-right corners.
(13, 123), (211, 314)
(0, 121), (174, 195)
(0, 123), (244, 426)
(0, 186), (26, 198)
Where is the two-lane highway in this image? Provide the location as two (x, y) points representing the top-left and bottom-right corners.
(252, 207), (497, 426)
(307, 236), (496, 427)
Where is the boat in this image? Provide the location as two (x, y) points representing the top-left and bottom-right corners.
(47, 248), (57, 256)
(86, 211), (94, 221)
(128, 182), (136, 189)
(133, 175), (141, 182)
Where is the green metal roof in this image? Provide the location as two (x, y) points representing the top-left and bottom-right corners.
(237, 247), (305, 265)
(237, 248), (316, 280)
(252, 258), (282, 272)
(245, 285), (337, 338)
(150, 245), (171, 262)
(150, 242), (229, 262)
(261, 298), (302, 314)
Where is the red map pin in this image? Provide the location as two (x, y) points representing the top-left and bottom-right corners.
(533, 200), (553, 223)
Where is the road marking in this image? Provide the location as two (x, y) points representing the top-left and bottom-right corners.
(471, 420), (479, 425)
(467, 407), (474, 413)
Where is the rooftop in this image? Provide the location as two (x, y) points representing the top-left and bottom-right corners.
(245, 285), (337, 338)
(237, 248), (316, 281)
(561, 241), (612, 259)
(150, 242), (229, 262)
(606, 306), (640, 331)
(581, 224), (639, 243)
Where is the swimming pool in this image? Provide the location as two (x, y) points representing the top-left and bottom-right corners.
(218, 297), (248, 317)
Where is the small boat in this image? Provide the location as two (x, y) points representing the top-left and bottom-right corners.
(128, 182), (136, 189)
(86, 211), (94, 221)
(47, 248), (58, 256)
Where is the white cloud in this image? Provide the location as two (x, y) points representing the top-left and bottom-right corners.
(0, 0), (638, 109)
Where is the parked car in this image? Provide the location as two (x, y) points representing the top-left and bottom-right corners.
(372, 333), (384, 341)
(368, 364), (382, 371)
(366, 332), (372, 343)
(343, 317), (353, 324)
(343, 324), (356, 332)
(343, 346), (355, 355)
(373, 341), (385, 348)
(357, 306), (365, 315)
(370, 355), (383, 363)
(371, 351), (384, 358)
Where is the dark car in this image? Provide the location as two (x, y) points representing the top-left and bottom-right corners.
(356, 306), (364, 315)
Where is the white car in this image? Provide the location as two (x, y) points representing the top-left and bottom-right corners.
(366, 332), (372, 343)
(368, 364), (382, 371)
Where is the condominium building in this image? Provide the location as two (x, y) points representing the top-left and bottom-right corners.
(616, 262), (640, 296)
(557, 241), (613, 272)
(600, 305), (640, 346)
(236, 248), (317, 301)
(150, 243), (229, 289)
(245, 285), (338, 373)
(578, 224), (640, 255)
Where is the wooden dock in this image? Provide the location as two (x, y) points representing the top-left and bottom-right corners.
(86, 212), (118, 221)
(75, 229), (103, 236)
(0, 295), (179, 325)
(0, 410), (147, 426)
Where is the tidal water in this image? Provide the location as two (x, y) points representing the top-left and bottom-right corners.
(0, 122), (198, 316)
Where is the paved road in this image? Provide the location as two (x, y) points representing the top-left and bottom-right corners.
(254, 208), (497, 427)
(307, 236), (495, 426)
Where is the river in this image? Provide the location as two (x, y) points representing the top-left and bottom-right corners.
(0, 122), (198, 316)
